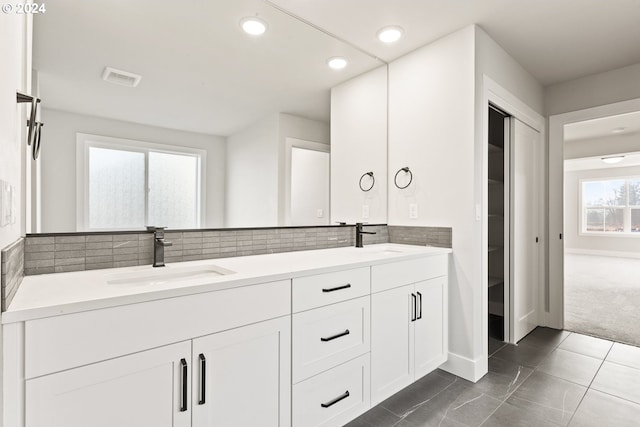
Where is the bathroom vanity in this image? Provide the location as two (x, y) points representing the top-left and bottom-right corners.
(3, 243), (450, 427)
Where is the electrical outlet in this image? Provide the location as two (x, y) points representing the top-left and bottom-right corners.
(316, 209), (324, 218)
(475, 204), (481, 221)
(362, 205), (370, 219)
(409, 203), (418, 219)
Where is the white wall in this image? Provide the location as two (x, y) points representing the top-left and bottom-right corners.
(474, 25), (544, 369)
(0, 13), (31, 249)
(331, 65), (387, 225)
(546, 62), (640, 116)
(278, 113), (330, 225)
(225, 114), (279, 227)
(39, 109), (226, 232)
(388, 26), (477, 376)
(564, 165), (640, 255)
(386, 24), (544, 380)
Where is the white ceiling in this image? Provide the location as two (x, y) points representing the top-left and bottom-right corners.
(564, 111), (640, 141)
(269, 0), (640, 86)
(34, 0), (640, 136)
(565, 152), (640, 172)
(33, 0), (380, 136)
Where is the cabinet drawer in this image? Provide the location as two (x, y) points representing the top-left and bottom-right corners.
(292, 296), (370, 383)
(371, 255), (447, 293)
(293, 267), (369, 312)
(25, 280), (291, 379)
(293, 353), (370, 427)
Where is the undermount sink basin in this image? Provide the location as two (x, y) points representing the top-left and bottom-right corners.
(359, 245), (406, 255)
(106, 265), (235, 287)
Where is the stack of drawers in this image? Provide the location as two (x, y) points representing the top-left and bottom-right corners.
(291, 267), (371, 427)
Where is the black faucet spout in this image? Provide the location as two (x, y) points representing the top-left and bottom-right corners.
(147, 226), (172, 267)
(355, 223), (376, 248)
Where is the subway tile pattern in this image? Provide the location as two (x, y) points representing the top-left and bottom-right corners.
(1, 238), (24, 311)
(23, 225), (389, 276)
(388, 225), (452, 248)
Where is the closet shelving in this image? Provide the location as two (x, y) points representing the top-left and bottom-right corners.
(487, 105), (508, 341)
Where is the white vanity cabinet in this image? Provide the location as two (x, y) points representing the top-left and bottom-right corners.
(191, 316), (291, 427)
(26, 341), (192, 427)
(291, 268), (371, 427)
(4, 245), (451, 427)
(17, 280), (292, 427)
(370, 256), (448, 405)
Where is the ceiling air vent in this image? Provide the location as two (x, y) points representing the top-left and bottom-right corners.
(101, 67), (142, 87)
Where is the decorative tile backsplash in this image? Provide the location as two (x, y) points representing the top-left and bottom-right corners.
(388, 226), (452, 248)
(1, 224), (453, 310)
(24, 225), (390, 276)
(1, 237), (24, 310)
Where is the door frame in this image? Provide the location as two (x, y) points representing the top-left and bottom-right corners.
(548, 97), (640, 330)
(481, 76), (545, 357)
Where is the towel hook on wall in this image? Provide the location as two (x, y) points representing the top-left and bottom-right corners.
(17, 91), (44, 160)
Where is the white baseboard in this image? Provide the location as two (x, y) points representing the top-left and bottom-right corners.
(439, 351), (487, 383)
(565, 248), (640, 259)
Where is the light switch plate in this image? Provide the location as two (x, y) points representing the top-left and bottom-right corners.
(409, 203), (418, 219)
(362, 205), (370, 219)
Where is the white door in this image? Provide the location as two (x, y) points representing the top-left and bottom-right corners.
(25, 341), (191, 427)
(192, 316), (291, 427)
(414, 277), (447, 378)
(511, 118), (541, 342)
(371, 284), (414, 405)
(290, 143), (330, 226)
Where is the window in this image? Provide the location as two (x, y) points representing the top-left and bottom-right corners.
(581, 177), (640, 235)
(77, 134), (205, 231)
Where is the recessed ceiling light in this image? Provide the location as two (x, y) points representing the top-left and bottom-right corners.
(240, 16), (267, 36)
(601, 156), (625, 164)
(327, 57), (349, 70)
(611, 127), (627, 134)
(377, 26), (404, 43)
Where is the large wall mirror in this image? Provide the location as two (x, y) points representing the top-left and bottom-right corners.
(31, 0), (382, 233)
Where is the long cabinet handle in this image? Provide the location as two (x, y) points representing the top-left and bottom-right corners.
(322, 283), (351, 293)
(321, 390), (350, 408)
(417, 291), (423, 320)
(411, 293), (417, 322)
(198, 353), (206, 405)
(321, 329), (350, 342)
(180, 358), (188, 412)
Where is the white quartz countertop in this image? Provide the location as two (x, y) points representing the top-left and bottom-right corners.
(3, 243), (451, 323)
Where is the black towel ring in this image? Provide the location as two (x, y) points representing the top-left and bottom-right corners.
(394, 167), (412, 189)
(359, 171), (375, 192)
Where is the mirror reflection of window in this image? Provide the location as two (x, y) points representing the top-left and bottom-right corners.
(80, 135), (203, 231)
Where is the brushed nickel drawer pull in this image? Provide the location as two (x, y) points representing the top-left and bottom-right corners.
(322, 283), (351, 293)
(321, 390), (350, 408)
(321, 329), (350, 342)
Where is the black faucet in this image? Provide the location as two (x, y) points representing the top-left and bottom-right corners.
(355, 223), (376, 248)
(147, 226), (172, 267)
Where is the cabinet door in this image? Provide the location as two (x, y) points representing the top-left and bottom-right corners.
(371, 283), (414, 405)
(25, 341), (191, 427)
(414, 277), (447, 379)
(192, 316), (291, 427)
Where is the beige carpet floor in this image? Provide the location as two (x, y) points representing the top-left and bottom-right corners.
(565, 253), (640, 347)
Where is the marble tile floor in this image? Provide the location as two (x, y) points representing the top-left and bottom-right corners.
(346, 327), (640, 427)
